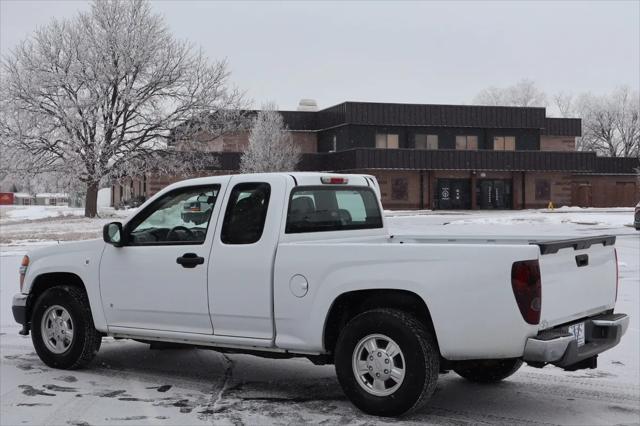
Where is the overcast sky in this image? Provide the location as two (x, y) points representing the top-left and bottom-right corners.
(1, 0), (638, 110)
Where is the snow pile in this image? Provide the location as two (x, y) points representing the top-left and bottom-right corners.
(0, 206), (85, 222)
(97, 187), (111, 207)
(0, 206), (133, 245)
(551, 206), (634, 212)
(385, 209), (636, 230)
(448, 210), (635, 228)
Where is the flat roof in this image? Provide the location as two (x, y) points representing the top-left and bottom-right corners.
(278, 101), (581, 136)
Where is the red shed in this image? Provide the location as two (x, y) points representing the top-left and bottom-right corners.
(0, 193), (15, 205)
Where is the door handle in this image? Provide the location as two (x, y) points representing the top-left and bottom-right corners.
(177, 253), (205, 268)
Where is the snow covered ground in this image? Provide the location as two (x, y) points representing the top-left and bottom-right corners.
(0, 206), (132, 246)
(0, 207), (638, 425)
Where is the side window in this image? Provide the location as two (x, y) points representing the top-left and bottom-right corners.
(221, 182), (271, 244)
(286, 187), (383, 234)
(127, 185), (220, 245)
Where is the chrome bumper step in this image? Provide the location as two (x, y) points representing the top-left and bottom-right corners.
(523, 312), (629, 368)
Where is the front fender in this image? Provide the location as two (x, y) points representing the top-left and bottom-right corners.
(23, 240), (108, 332)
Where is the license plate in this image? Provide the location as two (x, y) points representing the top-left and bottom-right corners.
(568, 322), (585, 347)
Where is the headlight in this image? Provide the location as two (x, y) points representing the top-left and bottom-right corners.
(19, 255), (29, 292)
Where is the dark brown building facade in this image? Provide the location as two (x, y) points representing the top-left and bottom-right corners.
(112, 102), (640, 210)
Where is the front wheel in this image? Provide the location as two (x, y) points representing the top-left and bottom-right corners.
(31, 286), (102, 369)
(453, 358), (523, 383)
(334, 309), (439, 417)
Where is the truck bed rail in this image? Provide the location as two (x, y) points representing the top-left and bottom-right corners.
(534, 236), (616, 255)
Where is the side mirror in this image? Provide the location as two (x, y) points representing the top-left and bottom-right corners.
(103, 222), (124, 247)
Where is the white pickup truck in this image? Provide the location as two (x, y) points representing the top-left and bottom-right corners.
(12, 173), (629, 417)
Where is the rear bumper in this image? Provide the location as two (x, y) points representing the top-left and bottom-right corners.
(523, 312), (629, 368)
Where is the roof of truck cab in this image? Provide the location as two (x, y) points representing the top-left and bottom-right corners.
(170, 172), (374, 188)
(288, 172), (373, 187)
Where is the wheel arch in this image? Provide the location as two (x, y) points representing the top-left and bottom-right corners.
(27, 272), (89, 327)
(322, 289), (440, 355)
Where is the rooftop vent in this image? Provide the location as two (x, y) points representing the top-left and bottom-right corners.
(297, 99), (318, 112)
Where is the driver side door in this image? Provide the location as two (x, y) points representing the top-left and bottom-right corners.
(100, 180), (228, 334)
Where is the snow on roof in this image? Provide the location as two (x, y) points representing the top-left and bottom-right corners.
(13, 193), (32, 198)
(36, 193), (69, 198)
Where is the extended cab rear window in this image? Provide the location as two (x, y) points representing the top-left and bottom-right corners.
(285, 186), (383, 234)
(221, 182), (271, 244)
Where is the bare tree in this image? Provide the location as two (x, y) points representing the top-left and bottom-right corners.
(614, 87), (640, 158)
(507, 79), (548, 107)
(0, 0), (245, 217)
(240, 104), (300, 173)
(552, 92), (574, 118)
(472, 86), (504, 106)
(473, 79), (547, 108)
(574, 88), (639, 157)
(474, 80), (638, 157)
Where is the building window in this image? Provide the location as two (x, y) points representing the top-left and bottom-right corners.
(494, 136), (516, 151)
(391, 178), (409, 200)
(415, 134), (438, 150)
(455, 135), (478, 150)
(535, 179), (550, 201)
(375, 133), (399, 149)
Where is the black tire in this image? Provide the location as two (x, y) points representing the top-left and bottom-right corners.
(334, 308), (439, 417)
(31, 286), (102, 369)
(453, 358), (523, 383)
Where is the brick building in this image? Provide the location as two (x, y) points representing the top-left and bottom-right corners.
(112, 101), (639, 210)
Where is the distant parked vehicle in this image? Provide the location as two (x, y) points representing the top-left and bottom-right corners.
(117, 195), (146, 210)
(181, 193), (215, 225)
(634, 201), (640, 230)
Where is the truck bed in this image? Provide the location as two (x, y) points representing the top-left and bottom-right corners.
(276, 233), (618, 357)
(392, 235), (618, 329)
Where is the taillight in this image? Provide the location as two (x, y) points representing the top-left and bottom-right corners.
(614, 248), (619, 302)
(511, 260), (541, 325)
(19, 255), (29, 292)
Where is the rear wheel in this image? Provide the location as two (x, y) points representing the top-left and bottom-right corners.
(334, 309), (439, 417)
(31, 286), (102, 369)
(453, 358), (523, 383)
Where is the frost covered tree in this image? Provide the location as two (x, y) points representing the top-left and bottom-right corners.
(240, 104), (300, 173)
(0, 0), (244, 217)
(474, 81), (638, 157)
(574, 87), (639, 157)
(552, 92), (574, 118)
(473, 79), (547, 108)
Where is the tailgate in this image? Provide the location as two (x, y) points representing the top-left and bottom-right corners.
(535, 236), (617, 329)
